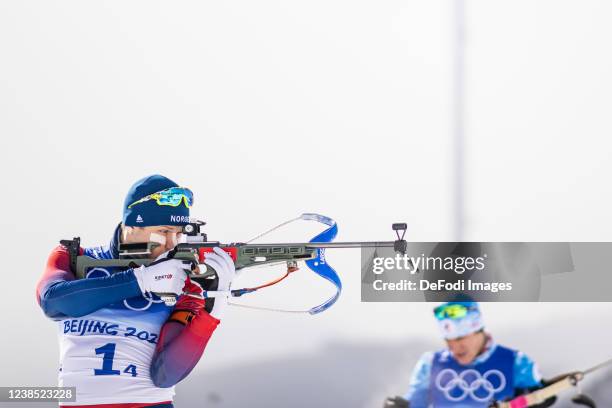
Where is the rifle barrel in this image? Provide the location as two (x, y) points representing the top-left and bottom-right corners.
(244, 241), (400, 249)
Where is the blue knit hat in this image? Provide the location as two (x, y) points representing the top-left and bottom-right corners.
(122, 174), (191, 227)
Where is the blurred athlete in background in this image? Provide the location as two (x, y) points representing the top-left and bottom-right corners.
(384, 301), (556, 408)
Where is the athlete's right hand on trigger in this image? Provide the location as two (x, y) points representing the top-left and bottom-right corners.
(133, 251), (190, 296)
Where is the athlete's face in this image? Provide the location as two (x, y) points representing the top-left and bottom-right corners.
(121, 225), (183, 259)
(445, 331), (486, 365)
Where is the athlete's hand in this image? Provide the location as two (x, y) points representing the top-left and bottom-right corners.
(133, 251), (191, 296)
(204, 247), (238, 291)
(202, 247), (237, 319)
(175, 278), (206, 313)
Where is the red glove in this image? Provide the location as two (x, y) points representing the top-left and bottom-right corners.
(168, 278), (206, 325)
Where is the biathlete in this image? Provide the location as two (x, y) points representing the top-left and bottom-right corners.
(384, 301), (556, 408)
(36, 174), (235, 407)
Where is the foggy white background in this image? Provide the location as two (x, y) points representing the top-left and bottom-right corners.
(0, 0), (611, 406)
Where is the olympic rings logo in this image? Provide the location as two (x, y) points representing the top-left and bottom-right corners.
(435, 368), (506, 402)
(86, 267), (116, 280)
(123, 290), (164, 311)
(85, 268), (163, 311)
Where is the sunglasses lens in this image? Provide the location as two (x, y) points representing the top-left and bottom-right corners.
(434, 304), (468, 320)
(157, 187), (193, 207)
(182, 188), (194, 207)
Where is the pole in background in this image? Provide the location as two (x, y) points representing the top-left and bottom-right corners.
(452, 0), (466, 241)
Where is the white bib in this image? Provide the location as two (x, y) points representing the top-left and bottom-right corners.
(57, 300), (175, 405)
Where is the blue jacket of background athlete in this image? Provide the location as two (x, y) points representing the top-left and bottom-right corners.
(404, 336), (542, 408)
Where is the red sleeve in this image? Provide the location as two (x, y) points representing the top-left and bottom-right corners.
(149, 310), (220, 388)
(37, 245), (141, 319)
(36, 245), (81, 306)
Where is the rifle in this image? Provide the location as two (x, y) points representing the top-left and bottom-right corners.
(491, 358), (612, 408)
(61, 213), (407, 314)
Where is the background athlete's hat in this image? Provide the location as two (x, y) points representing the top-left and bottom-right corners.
(122, 174), (191, 227)
(435, 299), (484, 340)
